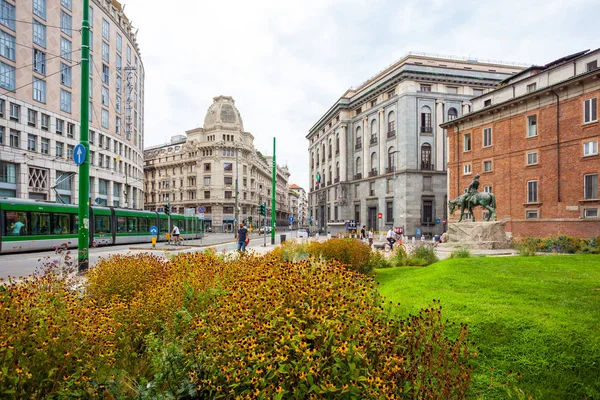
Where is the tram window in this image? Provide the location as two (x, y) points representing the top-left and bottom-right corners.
(5, 211), (28, 236)
(73, 216), (79, 234)
(117, 217), (126, 233)
(95, 215), (111, 234)
(160, 218), (168, 233)
(52, 213), (71, 234)
(138, 217), (148, 233)
(127, 217), (138, 233)
(31, 212), (51, 235)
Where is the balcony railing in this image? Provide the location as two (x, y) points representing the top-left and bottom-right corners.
(421, 126), (433, 133)
(387, 130), (396, 138)
(354, 173), (362, 180)
(386, 166), (395, 173)
(421, 162), (435, 171)
(368, 169), (378, 177)
(370, 137), (378, 145)
(355, 143), (362, 150)
(334, 177), (339, 183)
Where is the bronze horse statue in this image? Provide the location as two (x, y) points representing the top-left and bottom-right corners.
(449, 192), (497, 222)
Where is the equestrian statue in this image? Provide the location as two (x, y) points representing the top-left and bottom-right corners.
(448, 173), (497, 222)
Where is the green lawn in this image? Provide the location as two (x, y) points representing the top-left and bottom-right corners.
(375, 255), (600, 399)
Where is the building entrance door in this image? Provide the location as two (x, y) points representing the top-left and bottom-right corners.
(367, 207), (378, 232)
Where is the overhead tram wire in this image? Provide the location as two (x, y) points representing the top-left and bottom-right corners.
(0, 17), (81, 32)
(0, 61), (82, 98)
(0, 47), (81, 80)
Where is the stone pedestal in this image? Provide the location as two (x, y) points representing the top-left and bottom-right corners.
(443, 221), (510, 250)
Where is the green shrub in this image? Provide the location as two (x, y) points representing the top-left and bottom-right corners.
(368, 250), (392, 269)
(391, 245), (410, 267)
(512, 237), (538, 256)
(451, 247), (472, 258)
(409, 244), (439, 266)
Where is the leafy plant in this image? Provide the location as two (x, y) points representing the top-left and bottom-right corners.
(451, 247), (472, 258)
(409, 244), (439, 266)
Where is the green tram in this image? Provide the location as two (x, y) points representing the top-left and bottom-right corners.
(0, 199), (204, 254)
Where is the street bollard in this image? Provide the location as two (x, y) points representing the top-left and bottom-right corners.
(152, 236), (157, 248)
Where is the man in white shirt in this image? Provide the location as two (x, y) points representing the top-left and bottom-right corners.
(386, 227), (396, 248)
(172, 225), (181, 245)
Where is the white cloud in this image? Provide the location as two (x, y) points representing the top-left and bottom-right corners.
(124, 0), (596, 190)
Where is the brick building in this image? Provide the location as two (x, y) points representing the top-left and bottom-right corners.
(441, 49), (600, 238)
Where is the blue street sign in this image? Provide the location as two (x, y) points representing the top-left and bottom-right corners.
(150, 226), (158, 235)
(198, 206), (205, 213)
(288, 216), (294, 223)
(436, 218), (441, 225)
(73, 143), (86, 166)
(416, 228), (422, 237)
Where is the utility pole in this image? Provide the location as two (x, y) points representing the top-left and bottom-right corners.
(234, 147), (239, 239)
(77, 0), (91, 273)
(271, 138), (276, 245)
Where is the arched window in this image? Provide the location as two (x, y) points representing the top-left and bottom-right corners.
(388, 147), (396, 172)
(370, 119), (378, 144)
(356, 157), (362, 177)
(316, 148), (319, 165)
(370, 152), (378, 175)
(311, 152), (314, 169)
(336, 162), (340, 180)
(328, 139), (332, 159)
(335, 133), (340, 154)
(421, 106), (432, 133)
(322, 143), (325, 161)
(387, 111), (396, 136)
(448, 107), (458, 121)
(355, 126), (362, 149)
(421, 143), (432, 170)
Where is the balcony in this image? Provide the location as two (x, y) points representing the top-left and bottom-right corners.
(355, 142), (362, 150)
(334, 177), (339, 183)
(387, 130), (396, 138)
(354, 173), (362, 180)
(368, 168), (378, 177)
(421, 162), (435, 171)
(335, 150), (339, 155)
(370, 136), (378, 145)
(421, 126), (433, 134)
(386, 166), (395, 173)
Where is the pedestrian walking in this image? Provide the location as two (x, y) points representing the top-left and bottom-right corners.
(368, 228), (374, 246)
(361, 225), (366, 241)
(237, 223), (249, 252)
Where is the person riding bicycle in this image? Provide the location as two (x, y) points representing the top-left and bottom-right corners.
(386, 227), (397, 248)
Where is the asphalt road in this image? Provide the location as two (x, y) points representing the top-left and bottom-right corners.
(0, 231), (295, 280)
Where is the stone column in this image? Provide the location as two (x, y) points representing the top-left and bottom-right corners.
(378, 108), (386, 173)
(340, 124), (347, 181)
(362, 117), (368, 177)
(462, 101), (471, 115)
(436, 100), (444, 172)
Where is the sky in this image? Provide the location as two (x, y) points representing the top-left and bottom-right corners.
(123, 0), (597, 190)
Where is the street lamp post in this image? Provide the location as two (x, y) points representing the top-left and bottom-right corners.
(234, 147), (239, 239)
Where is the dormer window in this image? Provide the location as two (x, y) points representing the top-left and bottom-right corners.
(484, 99), (492, 107)
(527, 83), (537, 93)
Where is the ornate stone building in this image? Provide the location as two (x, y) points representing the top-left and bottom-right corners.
(289, 183), (307, 228)
(307, 52), (525, 237)
(0, 0), (145, 207)
(143, 96), (291, 232)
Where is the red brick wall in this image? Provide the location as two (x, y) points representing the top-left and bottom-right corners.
(447, 88), (600, 238)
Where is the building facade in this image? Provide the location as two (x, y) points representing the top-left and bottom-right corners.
(307, 52), (524, 237)
(0, 0), (145, 207)
(289, 183), (307, 228)
(442, 49), (600, 238)
(143, 96), (291, 233)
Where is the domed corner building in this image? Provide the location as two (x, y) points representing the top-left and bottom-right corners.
(0, 0), (145, 208)
(143, 96), (292, 233)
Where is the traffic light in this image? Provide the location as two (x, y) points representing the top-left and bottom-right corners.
(248, 216), (253, 223)
(259, 203), (266, 216)
(165, 202), (171, 215)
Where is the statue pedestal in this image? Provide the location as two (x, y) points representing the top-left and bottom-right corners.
(443, 221), (510, 250)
